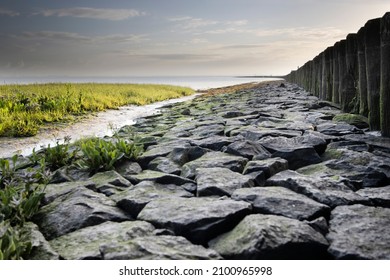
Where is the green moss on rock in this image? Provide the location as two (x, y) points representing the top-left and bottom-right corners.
(321, 148), (344, 161)
(333, 114), (369, 129)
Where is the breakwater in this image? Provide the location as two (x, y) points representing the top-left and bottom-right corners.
(285, 12), (390, 137)
(18, 82), (390, 260)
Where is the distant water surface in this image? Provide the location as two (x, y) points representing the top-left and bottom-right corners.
(1, 76), (282, 90)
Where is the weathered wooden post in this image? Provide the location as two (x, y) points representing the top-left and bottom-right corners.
(357, 27), (368, 116)
(310, 58), (316, 94)
(380, 12), (390, 137)
(332, 41), (341, 104)
(314, 55), (321, 97)
(338, 40), (347, 106)
(365, 18), (381, 130)
(344, 33), (359, 113)
(299, 62), (305, 88)
(328, 46), (334, 101)
(306, 61), (312, 91)
(320, 51), (326, 99)
(322, 47), (333, 101)
(304, 63), (308, 89)
(297, 65), (303, 86)
(306, 60), (313, 92)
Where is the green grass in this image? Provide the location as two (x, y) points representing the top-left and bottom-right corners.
(0, 83), (194, 137)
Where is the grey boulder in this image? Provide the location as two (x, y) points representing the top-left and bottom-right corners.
(356, 186), (390, 207)
(259, 135), (327, 155)
(327, 204), (390, 259)
(42, 180), (96, 205)
(148, 156), (181, 175)
(101, 235), (222, 260)
(138, 142), (191, 167)
(316, 123), (363, 136)
(196, 167), (254, 197)
(243, 157), (288, 179)
(21, 222), (60, 260)
(137, 197), (251, 245)
(33, 187), (130, 240)
(112, 180), (193, 218)
(190, 136), (233, 151)
(223, 140), (271, 159)
(266, 170), (370, 207)
(209, 214), (329, 259)
(128, 170), (195, 186)
(232, 187), (330, 220)
(49, 221), (155, 259)
(90, 170), (132, 196)
(181, 152), (248, 179)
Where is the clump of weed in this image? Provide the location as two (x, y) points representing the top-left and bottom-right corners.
(43, 136), (79, 171)
(76, 137), (143, 174)
(0, 221), (32, 260)
(0, 156), (49, 259)
(1, 159), (49, 226)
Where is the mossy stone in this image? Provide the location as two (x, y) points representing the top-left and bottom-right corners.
(321, 148), (344, 161)
(333, 113), (369, 129)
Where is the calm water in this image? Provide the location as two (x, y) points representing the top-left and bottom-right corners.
(1, 76), (282, 90)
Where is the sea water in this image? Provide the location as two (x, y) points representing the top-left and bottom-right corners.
(1, 76), (282, 90)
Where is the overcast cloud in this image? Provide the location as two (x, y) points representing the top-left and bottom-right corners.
(35, 7), (144, 21)
(0, 0), (389, 78)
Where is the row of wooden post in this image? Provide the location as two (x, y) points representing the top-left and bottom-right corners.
(285, 12), (390, 137)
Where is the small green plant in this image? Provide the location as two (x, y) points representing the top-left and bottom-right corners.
(115, 138), (143, 160)
(30, 158), (52, 186)
(110, 125), (144, 159)
(28, 148), (41, 165)
(0, 156), (49, 259)
(0, 155), (18, 187)
(108, 122), (119, 137)
(12, 117), (39, 137)
(76, 138), (123, 173)
(76, 137), (143, 174)
(0, 221), (32, 260)
(0, 174), (46, 226)
(44, 136), (79, 171)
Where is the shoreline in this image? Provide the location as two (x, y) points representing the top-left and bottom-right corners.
(0, 80), (282, 158)
(0, 76), (282, 89)
(0, 93), (201, 158)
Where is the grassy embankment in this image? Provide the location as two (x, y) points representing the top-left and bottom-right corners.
(0, 83), (194, 137)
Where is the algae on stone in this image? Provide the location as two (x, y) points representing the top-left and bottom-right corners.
(49, 221), (155, 259)
(333, 113), (369, 129)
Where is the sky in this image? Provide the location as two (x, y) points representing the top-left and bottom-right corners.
(1, 0), (390, 78)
